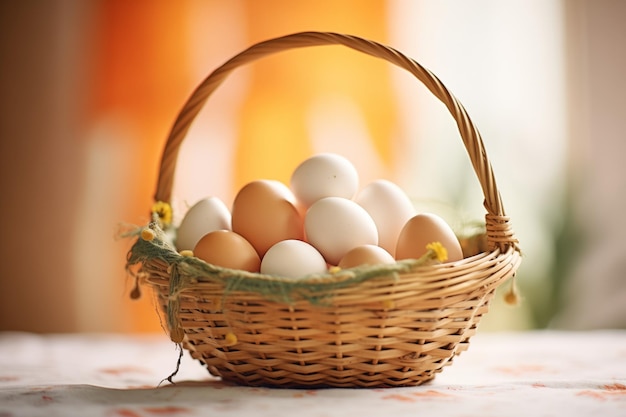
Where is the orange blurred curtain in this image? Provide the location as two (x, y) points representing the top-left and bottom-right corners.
(235, 0), (398, 189)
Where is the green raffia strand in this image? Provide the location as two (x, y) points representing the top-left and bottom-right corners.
(124, 222), (444, 307)
(167, 261), (182, 340)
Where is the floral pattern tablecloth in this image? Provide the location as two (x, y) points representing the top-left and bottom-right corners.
(1, 330), (624, 417)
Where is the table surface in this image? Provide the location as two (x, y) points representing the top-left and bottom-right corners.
(1, 330), (625, 417)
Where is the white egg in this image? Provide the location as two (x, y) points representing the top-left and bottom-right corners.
(175, 197), (231, 251)
(290, 153), (359, 208)
(305, 197), (378, 265)
(260, 240), (327, 278)
(354, 179), (416, 257)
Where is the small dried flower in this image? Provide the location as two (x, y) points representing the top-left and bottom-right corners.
(426, 241), (448, 263)
(141, 228), (155, 241)
(224, 332), (238, 346)
(151, 201), (173, 228)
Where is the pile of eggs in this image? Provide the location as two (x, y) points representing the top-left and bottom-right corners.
(175, 153), (463, 278)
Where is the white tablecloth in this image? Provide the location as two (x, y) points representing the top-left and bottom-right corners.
(1, 330), (624, 416)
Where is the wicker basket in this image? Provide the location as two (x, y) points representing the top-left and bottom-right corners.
(126, 31), (522, 388)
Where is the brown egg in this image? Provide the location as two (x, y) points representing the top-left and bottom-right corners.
(338, 244), (395, 269)
(193, 230), (261, 272)
(395, 213), (463, 263)
(231, 180), (304, 257)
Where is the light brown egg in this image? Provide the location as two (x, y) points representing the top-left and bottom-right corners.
(338, 244), (395, 269)
(193, 230), (261, 272)
(395, 213), (463, 263)
(231, 180), (304, 257)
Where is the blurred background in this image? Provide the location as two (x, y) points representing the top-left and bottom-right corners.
(0, 0), (624, 333)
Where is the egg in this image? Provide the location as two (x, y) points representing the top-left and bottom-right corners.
(175, 197), (231, 251)
(260, 240), (327, 278)
(290, 153), (359, 209)
(338, 244), (395, 269)
(305, 197), (378, 265)
(231, 180), (304, 257)
(193, 230), (260, 272)
(354, 179), (416, 257)
(395, 213), (463, 263)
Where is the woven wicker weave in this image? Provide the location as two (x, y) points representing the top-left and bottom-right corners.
(128, 31), (522, 388)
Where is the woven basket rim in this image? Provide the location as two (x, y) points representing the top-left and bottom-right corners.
(130, 223), (521, 306)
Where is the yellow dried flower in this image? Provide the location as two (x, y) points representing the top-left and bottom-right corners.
(328, 266), (342, 274)
(179, 250), (194, 257)
(141, 228), (155, 241)
(224, 332), (238, 346)
(151, 201), (172, 227)
(426, 241), (448, 263)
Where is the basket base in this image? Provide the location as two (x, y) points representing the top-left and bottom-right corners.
(204, 364), (439, 389)
(181, 335), (469, 389)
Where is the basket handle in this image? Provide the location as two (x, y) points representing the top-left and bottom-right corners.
(154, 31), (518, 252)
